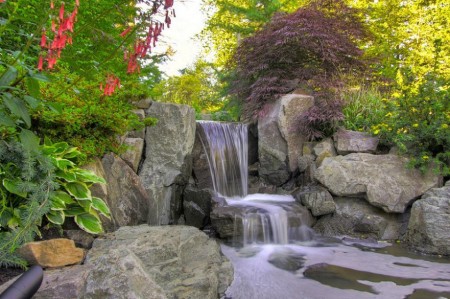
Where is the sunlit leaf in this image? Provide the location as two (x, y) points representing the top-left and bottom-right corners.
(64, 182), (91, 200)
(75, 213), (103, 234)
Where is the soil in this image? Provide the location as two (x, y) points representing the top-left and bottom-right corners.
(0, 267), (25, 286)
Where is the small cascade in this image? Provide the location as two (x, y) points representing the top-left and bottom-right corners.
(198, 121), (248, 197)
(198, 121), (312, 246)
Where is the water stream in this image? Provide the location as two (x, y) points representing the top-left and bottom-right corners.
(197, 121), (450, 299)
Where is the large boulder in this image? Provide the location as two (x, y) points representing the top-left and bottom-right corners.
(313, 197), (408, 240)
(84, 225), (233, 299)
(333, 128), (379, 155)
(314, 154), (440, 213)
(2, 226), (233, 298)
(277, 94), (315, 171)
(139, 102), (196, 225)
(405, 182), (450, 256)
(101, 153), (151, 230)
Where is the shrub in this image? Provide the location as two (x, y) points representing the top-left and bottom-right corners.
(373, 73), (450, 175)
(230, 0), (369, 127)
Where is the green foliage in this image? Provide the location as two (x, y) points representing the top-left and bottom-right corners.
(342, 84), (386, 132)
(154, 60), (224, 113)
(371, 74), (450, 175)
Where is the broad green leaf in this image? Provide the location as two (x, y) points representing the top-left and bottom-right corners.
(44, 136), (53, 146)
(0, 112), (15, 127)
(3, 94), (31, 127)
(19, 129), (40, 152)
(0, 66), (18, 87)
(74, 169), (106, 184)
(64, 182), (91, 200)
(48, 103), (63, 114)
(23, 95), (39, 109)
(54, 158), (76, 170)
(0, 209), (13, 227)
(64, 206), (85, 216)
(29, 72), (50, 82)
(49, 193), (67, 210)
(51, 190), (75, 204)
(92, 197), (111, 218)
(56, 170), (77, 182)
(75, 213), (103, 234)
(46, 210), (65, 225)
(78, 200), (92, 211)
(25, 77), (40, 99)
(2, 179), (27, 198)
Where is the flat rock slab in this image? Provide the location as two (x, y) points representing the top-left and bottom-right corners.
(314, 153), (440, 213)
(18, 238), (84, 268)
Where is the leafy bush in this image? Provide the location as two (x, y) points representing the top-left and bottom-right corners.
(372, 73), (450, 175)
(230, 0), (369, 124)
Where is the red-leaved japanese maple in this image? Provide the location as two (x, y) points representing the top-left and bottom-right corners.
(231, 0), (370, 138)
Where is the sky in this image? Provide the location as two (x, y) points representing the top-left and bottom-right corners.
(156, 0), (209, 77)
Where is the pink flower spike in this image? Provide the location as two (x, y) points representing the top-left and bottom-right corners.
(50, 0), (54, 9)
(59, 3), (65, 21)
(75, 0), (79, 6)
(40, 31), (47, 48)
(37, 55), (44, 71)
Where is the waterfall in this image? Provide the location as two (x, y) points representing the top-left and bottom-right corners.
(198, 121), (311, 246)
(198, 121), (248, 197)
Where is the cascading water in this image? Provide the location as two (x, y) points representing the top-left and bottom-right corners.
(198, 121), (310, 246)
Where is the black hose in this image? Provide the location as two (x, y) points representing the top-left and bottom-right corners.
(0, 266), (43, 299)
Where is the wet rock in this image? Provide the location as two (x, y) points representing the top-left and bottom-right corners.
(268, 247), (305, 271)
(183, 185), (214, 229)
(313, 197), (408, 240)
(18, 239), (84, 268)
(192, 122), (214, 190)
(294, 185), (336, 216)
(405, 184), (450, 256)
(333, 128), (379, 155)
(139, 102), (196, 225)
(314, 153), (440, 213)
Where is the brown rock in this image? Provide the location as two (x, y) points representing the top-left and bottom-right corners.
(18, 239), (84, 268)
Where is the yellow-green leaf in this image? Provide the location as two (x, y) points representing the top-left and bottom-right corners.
(46, 210), (65, 225)
(64, 182), (91, 200)
(92, 197), (111, 218)
(2, 179), (27, 198)
(75, 213), (103, 234)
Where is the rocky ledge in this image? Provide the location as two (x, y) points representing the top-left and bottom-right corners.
(0, 225), (233, 299)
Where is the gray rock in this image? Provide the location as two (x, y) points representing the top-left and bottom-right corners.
(192, 123), (214, 190)
(405, 185), (450, 256)
(277, 94), (315, 171)
(139, 102), (196, 225)
(295, 186), (336, 216)
(133, 98), (152, 109)
(64, 230), (95, 249)
(183, 185), (214, 229)
(313, 197), (408, 240)
(127, 109), (146, 139)
(258, 101), (289, 186)
(268, 247), (305, 272)
(313, 138), (336, 167)
(102, 153), (150, 230)
(84, 225), (233, 299)
(120, 137), (144, 173)
(333, 128), (379, 155)
(314, 154), (440, 213)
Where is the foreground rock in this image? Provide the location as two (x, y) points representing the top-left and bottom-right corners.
(18, 239), (84, 268)
(405, 182), (450, 256)
(1, 226), (233, 299)
(139, 102), (196, 225)
(333, 128), (379, 155)
(314, 153), (440, 213)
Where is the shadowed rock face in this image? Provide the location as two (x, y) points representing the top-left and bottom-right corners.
(406, 182), (450, 256)
(314, 153), (440, 213)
